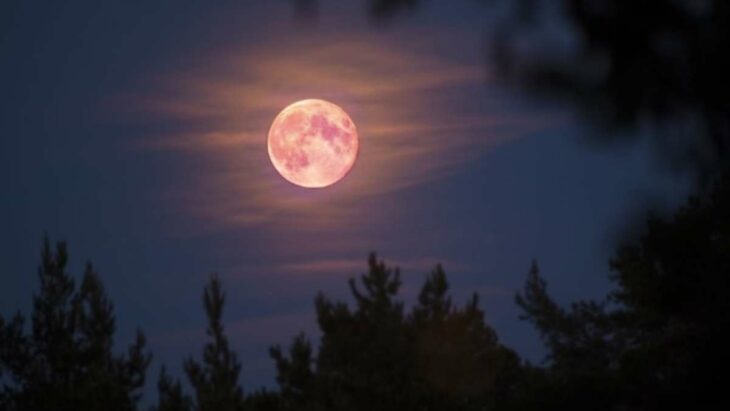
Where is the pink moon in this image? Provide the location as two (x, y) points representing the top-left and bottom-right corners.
(267, 99), (359, 188)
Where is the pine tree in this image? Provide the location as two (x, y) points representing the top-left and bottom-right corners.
(0, 237), (151, 411)
(153, 366), (192, 411)
(269, 333), (315, 410)
(313, 253), (409, 411)
(273, 253), (524, 411)
(184, 274), (245, 411)
(515, 174), (730, 410)
(411, 265), (521, 411)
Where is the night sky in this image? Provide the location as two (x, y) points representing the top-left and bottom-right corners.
(1, 0), (693, 397)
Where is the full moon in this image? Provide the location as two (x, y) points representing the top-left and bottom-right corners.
(267, 99), (359, 188)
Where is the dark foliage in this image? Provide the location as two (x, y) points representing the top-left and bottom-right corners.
(0, 237), (151, 411)
(153, 366), (192, 411)
(269, 254), (523, 411)
(150, 275), (245, 411)
(367, 0), (730, 176)
(4, 178), (730, 411)
(269, 333), (315, 410)
(516, 174), (730, 410)
(244, 389), (283, 411)
(369, 0), (420, 19)
(492, 0), (730, 176)
(183, 275), (245, 411)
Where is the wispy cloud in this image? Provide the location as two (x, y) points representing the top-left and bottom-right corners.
(269, 256), (471, 277)
(114, 34), (554, 236)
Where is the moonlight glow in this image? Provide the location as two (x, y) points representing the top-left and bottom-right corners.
(267, 99), (359, 188)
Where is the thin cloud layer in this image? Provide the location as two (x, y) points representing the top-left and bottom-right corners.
(269, 256), (471, 277)
(119, 34), (550, 235)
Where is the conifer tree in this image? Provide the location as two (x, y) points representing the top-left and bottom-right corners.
(269, 333), (316, 411)
(153, 366), (192, 411)
(273, 253), (524, 411)
(184, 274), (245, 411)
(0, 237), (151, 411)
(516, 174), (730, 410)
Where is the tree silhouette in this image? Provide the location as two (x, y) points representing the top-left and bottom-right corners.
(183, 274), (245, 411)
(366, 0), (730, 176)
(152, 366), (192, 411)
(271, 253), (523, 411)
(243, 389), (283, 411)
(0, 237), (151, 411)
(6, 194), (729, 411)
(411, 266), (523, 410)
(516, 174), (730, 410)
(269, 333), (316, 410)
(8, 224), (729, 411)
(309, 253), (409, 410)
(515, 261), (620, 410)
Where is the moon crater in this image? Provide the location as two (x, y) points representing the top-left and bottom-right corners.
(267, 99), (358, 188)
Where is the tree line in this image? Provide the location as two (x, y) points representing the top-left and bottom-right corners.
(2, 172), (729, 411)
